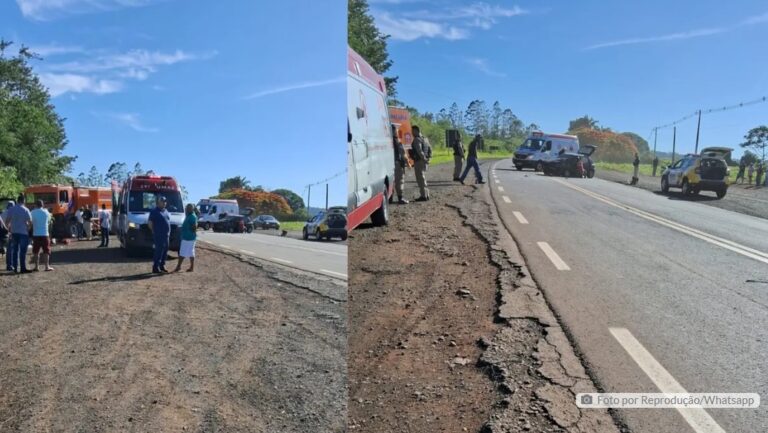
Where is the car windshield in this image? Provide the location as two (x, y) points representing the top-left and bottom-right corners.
(31, 192), (57, 204)
(263, 215), (275, 220)
(198, 204), (211, 214)
(129, 191), (184, 213)
(520, 138), (544, 150)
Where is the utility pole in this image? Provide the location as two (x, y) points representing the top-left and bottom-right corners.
(307, 185), (311, 217)
(694, 110), (702, 154)
(653, 128), (658, 157)
(325, 183), (329, 211)
(672, 126), (677, 164)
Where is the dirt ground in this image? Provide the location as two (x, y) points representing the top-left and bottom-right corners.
(349, 162), (617, 433)
(0, 239), (346, 433)
(597, 168), (768, 219)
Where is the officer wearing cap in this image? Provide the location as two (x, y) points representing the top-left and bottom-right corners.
(148, 195), (171, 273)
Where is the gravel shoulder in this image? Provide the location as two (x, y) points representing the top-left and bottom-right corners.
(596, 168), (768, 220)
(349, 162), (618, 432)
(0, 239), (346, 433)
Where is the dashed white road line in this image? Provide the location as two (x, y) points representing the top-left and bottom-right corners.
(609, 328), (725, 433)
(494, 179), (500, 184)
(497, 186), (504, 192)
(321, 269), (347, 279)
(502, 196), (512, 203)
(270, 257), (293, 264)
(537, 241), (570, 270)
(512, 211), (529, 224)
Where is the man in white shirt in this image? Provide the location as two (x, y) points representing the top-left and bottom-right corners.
(75, 207), (84, 240)
(98, 204), (111, 248)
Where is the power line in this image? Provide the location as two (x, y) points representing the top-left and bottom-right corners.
(303, 168), (347, 191)
(653, 95), (767, 131)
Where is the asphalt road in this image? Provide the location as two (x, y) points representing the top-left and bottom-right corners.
(197, 231), (347, 280)
(488, 162), (767, 433)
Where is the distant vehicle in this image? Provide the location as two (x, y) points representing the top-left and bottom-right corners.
(543, 145), (597, 178)
(199, 199), (239, 230)
(25, 184), (115, 238)
(661, 147), (732, 199)
(212, 215), (252, 233)
(115, 175), (185, 256)
(253, 215), (280, 230)
(513, 131), (580, 172)
(347, 46), (394, 231)
(196, 198), (213, 217)
(303, 208), (348, 241)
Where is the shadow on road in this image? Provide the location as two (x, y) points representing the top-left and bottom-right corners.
(69, 273), (165, 285)
(652, 191), (720, 202)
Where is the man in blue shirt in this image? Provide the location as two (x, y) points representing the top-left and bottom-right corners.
(6, 195), (32, 273)
(148, 196), (171, 273)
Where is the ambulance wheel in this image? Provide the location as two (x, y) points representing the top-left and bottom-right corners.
(536, 162), (544, 172)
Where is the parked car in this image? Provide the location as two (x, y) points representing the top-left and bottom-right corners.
(212, 215), (253, 233)
(303, 209), (348, 241)
(661, 147), (731, 199)
(513, 131), (580, 172)
(253, 215), (281, 230)
(542, 145), (596, 178)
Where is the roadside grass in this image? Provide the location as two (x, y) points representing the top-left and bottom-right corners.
(280, 221), (305, 232)
(596, 162), (739, 183)
(429, 148), (513, 165)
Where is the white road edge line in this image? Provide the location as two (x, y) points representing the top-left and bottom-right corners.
(537, 241), (570, 271)
(513, 211), (529, 224)
(270, 257), (293, 264)
(502, 196), (512, 203)
(494, 179), (500, 184)
(609, 328), (725, 433)
(497, 186), (504, 192)
(321, 269), (347, 279)
(552, 178), (768, 265)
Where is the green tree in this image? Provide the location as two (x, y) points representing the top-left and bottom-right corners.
(105, 162), (129, 185)
(0, 40), (74, 186)
(131, 162), (145, 177)
(568, 115), (600, 132)
(219, 176), (251, 193)
(741, 126), (768, 161)
(0, 166), (23, 198)
(272, 188), (305, 212)
(348, 0), (398, 96)
(621, 132), (650, 156)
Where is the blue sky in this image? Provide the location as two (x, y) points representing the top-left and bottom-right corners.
(0, 0), (346, 207)
(370, 0), (768, 157)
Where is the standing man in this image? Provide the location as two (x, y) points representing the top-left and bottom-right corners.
(459, 134), (486, 185)
(82, 206), (93, 241)
(631, 152), (640, 185)
(451, 132), (465, 181)
(736, 157), (746, 184)
(98, 204), (111, 247)
(75, 207), (84, 240)
(652, 155), (659, 177)
(391, 125), (408, 204)
(411, 125), (430, 202)
(31, 200), (54, 271)
(756, 161), (764, 188)
(6, 195), (32, 273)
(148, 196), (171, 273)
(174, 203), (198, 273)
(2, 201), (14, 271)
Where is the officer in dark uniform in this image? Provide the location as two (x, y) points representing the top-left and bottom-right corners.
(459, 134), (485, 185)
(411, 125), (430, 201)
(391, 125), (408, 204)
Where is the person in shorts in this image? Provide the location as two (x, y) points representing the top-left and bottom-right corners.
(31, 200), (53, 271)
(174, 203), (198, 273)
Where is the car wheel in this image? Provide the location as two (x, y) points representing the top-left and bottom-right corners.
(341, 233), (348, 241)
(661, 176), (670, 193)
(536, 162), (544, 172)
(563, 168), (571, 178)
(371, 191), (389, 226)
(302, 228), (308, 240)
(203, 222), (210, 231)
(515, 165), (522, 171)
(587, 168), (595, 179)
(682, 179), (692, 195)
(315, 229), (322, 241)
(716, 189), (727, 199)
(246, 226), (253, 233)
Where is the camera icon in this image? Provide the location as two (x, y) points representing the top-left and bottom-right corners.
(580, 394), (593, 405)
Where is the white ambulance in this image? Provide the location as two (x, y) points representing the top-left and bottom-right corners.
(513, 131), (580, 172)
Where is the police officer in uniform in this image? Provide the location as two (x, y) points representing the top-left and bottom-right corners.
(411, 125), (430, 201)
(391, 125), (408, 204)
(451, 132), (465, 181)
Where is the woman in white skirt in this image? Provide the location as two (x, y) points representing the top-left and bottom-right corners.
(175, 203), (198, 272)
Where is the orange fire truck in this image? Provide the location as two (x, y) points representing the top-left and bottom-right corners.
(24, 184), (117, 238)
(388, 106), (414, 167)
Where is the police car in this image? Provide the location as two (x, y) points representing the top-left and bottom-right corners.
(660, 147), (732, 199)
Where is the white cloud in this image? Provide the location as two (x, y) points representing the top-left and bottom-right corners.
(584, 28), (725, 50)
(16, 0), (158, 20)
(244, 77), (345, 100)
(48, 49), (211, 74)
(464, 57), (506, 77)
(38, 73), (122, 96)
(104, 112), (158, 132)
(375, 12), (469, 41)
(27, 43), (84, 57)
(743, 11), (768, 25)
(435, 3), (527, 28)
